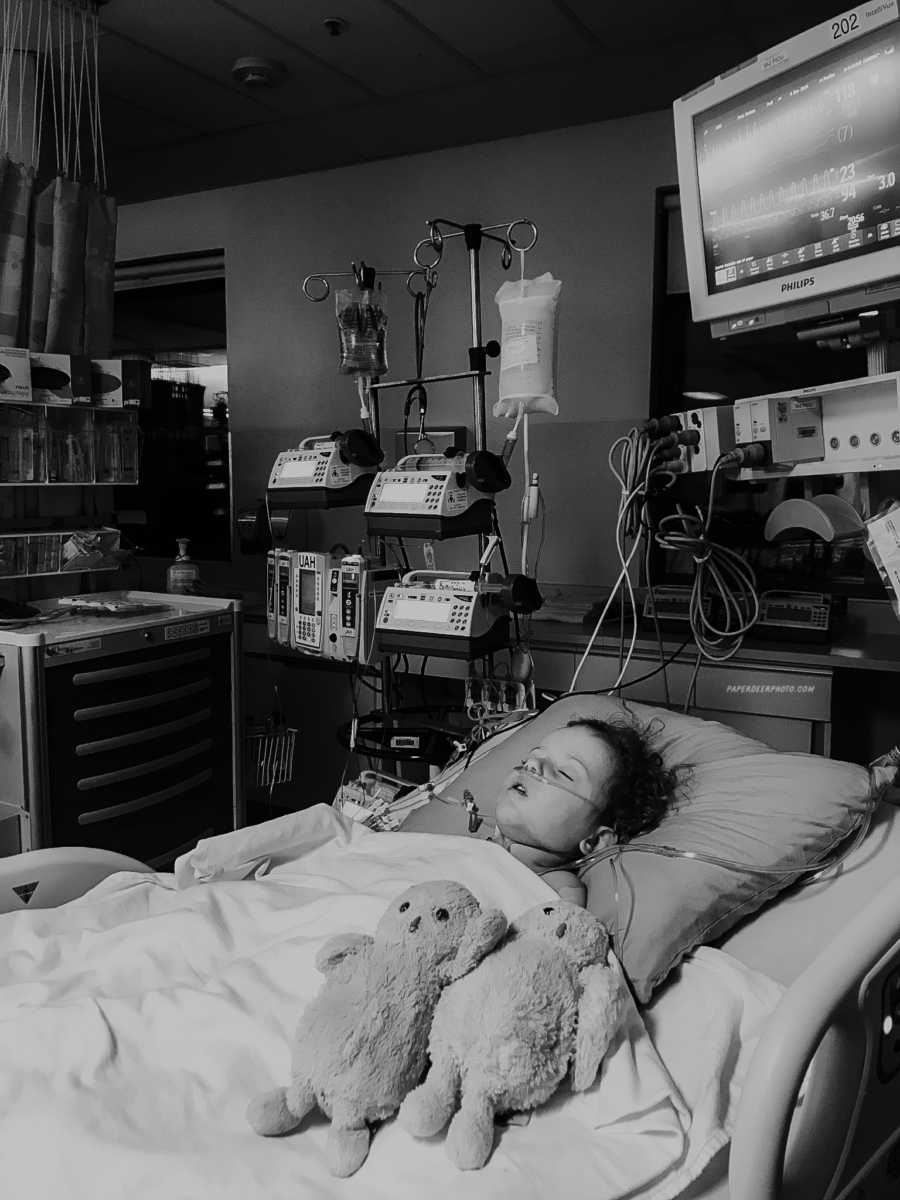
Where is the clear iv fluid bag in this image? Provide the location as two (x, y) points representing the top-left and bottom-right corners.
(493, 272), (562, 417)
(336, 287), (388, 376)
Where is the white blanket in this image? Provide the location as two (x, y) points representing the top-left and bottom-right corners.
(0, 807), (783, 1200)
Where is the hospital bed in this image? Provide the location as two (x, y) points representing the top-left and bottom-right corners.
(2, 730), (900, 1199)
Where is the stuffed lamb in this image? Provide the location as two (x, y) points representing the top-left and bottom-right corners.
(398, 900), (624, 1170)
(247, 879), (507, 1177)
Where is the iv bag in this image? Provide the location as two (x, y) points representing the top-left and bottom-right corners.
(336, 287), (388, 376)
(493, 272), (562, 417)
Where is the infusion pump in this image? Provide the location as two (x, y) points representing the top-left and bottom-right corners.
(267, 549), (397, 663)
(267, 431), (382, 527)
(374, 572), (510, 660)
(365, 452), (495, 540)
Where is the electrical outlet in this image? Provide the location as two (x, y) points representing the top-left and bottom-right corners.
(670, 411), (691, 473)
(686, 408), (707, 472)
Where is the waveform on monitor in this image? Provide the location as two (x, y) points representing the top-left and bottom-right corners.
(707, 166), (876, 233)
(699, 99), (839, 168)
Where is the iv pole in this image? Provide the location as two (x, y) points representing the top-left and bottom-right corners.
(367, 218), (539, 458)
(297, 225), (540, 765)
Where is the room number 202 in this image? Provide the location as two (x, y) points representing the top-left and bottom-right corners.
(831, 12), (859, 39)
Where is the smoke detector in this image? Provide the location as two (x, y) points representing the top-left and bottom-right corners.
(231, 57), (286, 87)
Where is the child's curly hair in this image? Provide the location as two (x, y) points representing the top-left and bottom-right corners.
(566, 716), (686, 841)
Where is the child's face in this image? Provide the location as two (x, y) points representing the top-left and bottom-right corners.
(494, 724), (616, 856)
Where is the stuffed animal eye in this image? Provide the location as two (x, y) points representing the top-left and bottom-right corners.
(555, 922), (568, 938)
(399, 902), (410, 912)
(434, 908), (449, 921)
(543, 906), (554, 915)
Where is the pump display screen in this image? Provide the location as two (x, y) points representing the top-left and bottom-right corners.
(280, 457), (317, 480)
(378, 480), (431, 505)
(392, 596), (454, 626)
(299, 569), (317, 615)
(694, 23), (900, 294)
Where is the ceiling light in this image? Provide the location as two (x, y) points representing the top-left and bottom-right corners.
(231, 57), (286, 87)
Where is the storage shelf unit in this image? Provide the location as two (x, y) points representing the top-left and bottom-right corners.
(0, 402), (140, 485)
(0, 527), (122, 580)
(0, 591), (243, 866)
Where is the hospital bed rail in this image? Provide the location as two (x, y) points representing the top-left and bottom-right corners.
(0, 845), (151, 913)
(729, 866), (900, 1200)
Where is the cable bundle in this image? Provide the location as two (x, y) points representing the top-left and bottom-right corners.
(571, 424), (678, 691)
(570, 422), (761, 699)
(654, 456), (759, 664)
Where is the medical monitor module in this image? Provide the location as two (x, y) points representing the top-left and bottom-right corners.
(673, 2), (900, 339)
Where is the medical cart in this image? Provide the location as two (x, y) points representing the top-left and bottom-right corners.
(0, 590), (242, 869)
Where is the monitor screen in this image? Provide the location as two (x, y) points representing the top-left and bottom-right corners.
(378, 480), (431, 505)
(696, 24), (900, 297)
(279, 457), (317, 481)
(298, 569), (317, 615)
(674, 2), (900, 333)
(392, 595), (453, 626)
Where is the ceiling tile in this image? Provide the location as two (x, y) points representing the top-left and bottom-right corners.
(101, 94), (204, 153)
(562, 0), (729, 47)
(99, 0), (370, 117)
(98, 35), (273, 132)
(223, 0), (483, 95)
(393, 0), (593, 69)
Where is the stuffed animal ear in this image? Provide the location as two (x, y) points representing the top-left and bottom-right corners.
(315, 932), (374, 976)
(445, 908), (508, 982)
(571, 960), (626, 1092)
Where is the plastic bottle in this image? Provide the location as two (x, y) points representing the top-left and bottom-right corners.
(166, 538), (200, 595)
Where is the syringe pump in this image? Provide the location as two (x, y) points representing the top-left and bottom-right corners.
(374, 569), (511, 660)
(266, 429), (383, 534)
(365, 449), (509, 540)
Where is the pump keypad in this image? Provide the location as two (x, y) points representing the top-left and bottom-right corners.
(426, 483), (443, 510)
(296, 616), (319, 644)
(450, 601), (469, 631)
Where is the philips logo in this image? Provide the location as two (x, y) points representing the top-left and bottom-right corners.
(781, 276), (816, 293)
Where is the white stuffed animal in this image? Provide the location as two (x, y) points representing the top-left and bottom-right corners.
(247, 880), (507, 1177)
(399, 900), (624, 1169)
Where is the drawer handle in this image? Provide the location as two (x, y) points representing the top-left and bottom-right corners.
(74, 678), (210, 721)
(76, 739), (213, 791)
(77, 770), (213, 825)
(72, 648), (211, 686)
(75, 709), (211, 756)
(145, 829), (215, 871)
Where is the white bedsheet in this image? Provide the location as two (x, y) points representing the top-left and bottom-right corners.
(0, 807), (784, 1200)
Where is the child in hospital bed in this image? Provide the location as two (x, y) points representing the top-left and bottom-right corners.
(402, 717), (684, 907)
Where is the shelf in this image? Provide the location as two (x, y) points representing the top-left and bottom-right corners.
(0, 527), (122, 579)
(0, 399), (141, 412)
(0, 565), (120, 581)
(0, 404), (140, 485)
(0, 482), (138, 487)
(738, 455), (900, 481)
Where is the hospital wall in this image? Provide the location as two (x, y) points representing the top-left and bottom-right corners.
(117, 109), (676, 589)
(116, 110), (677, 800)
